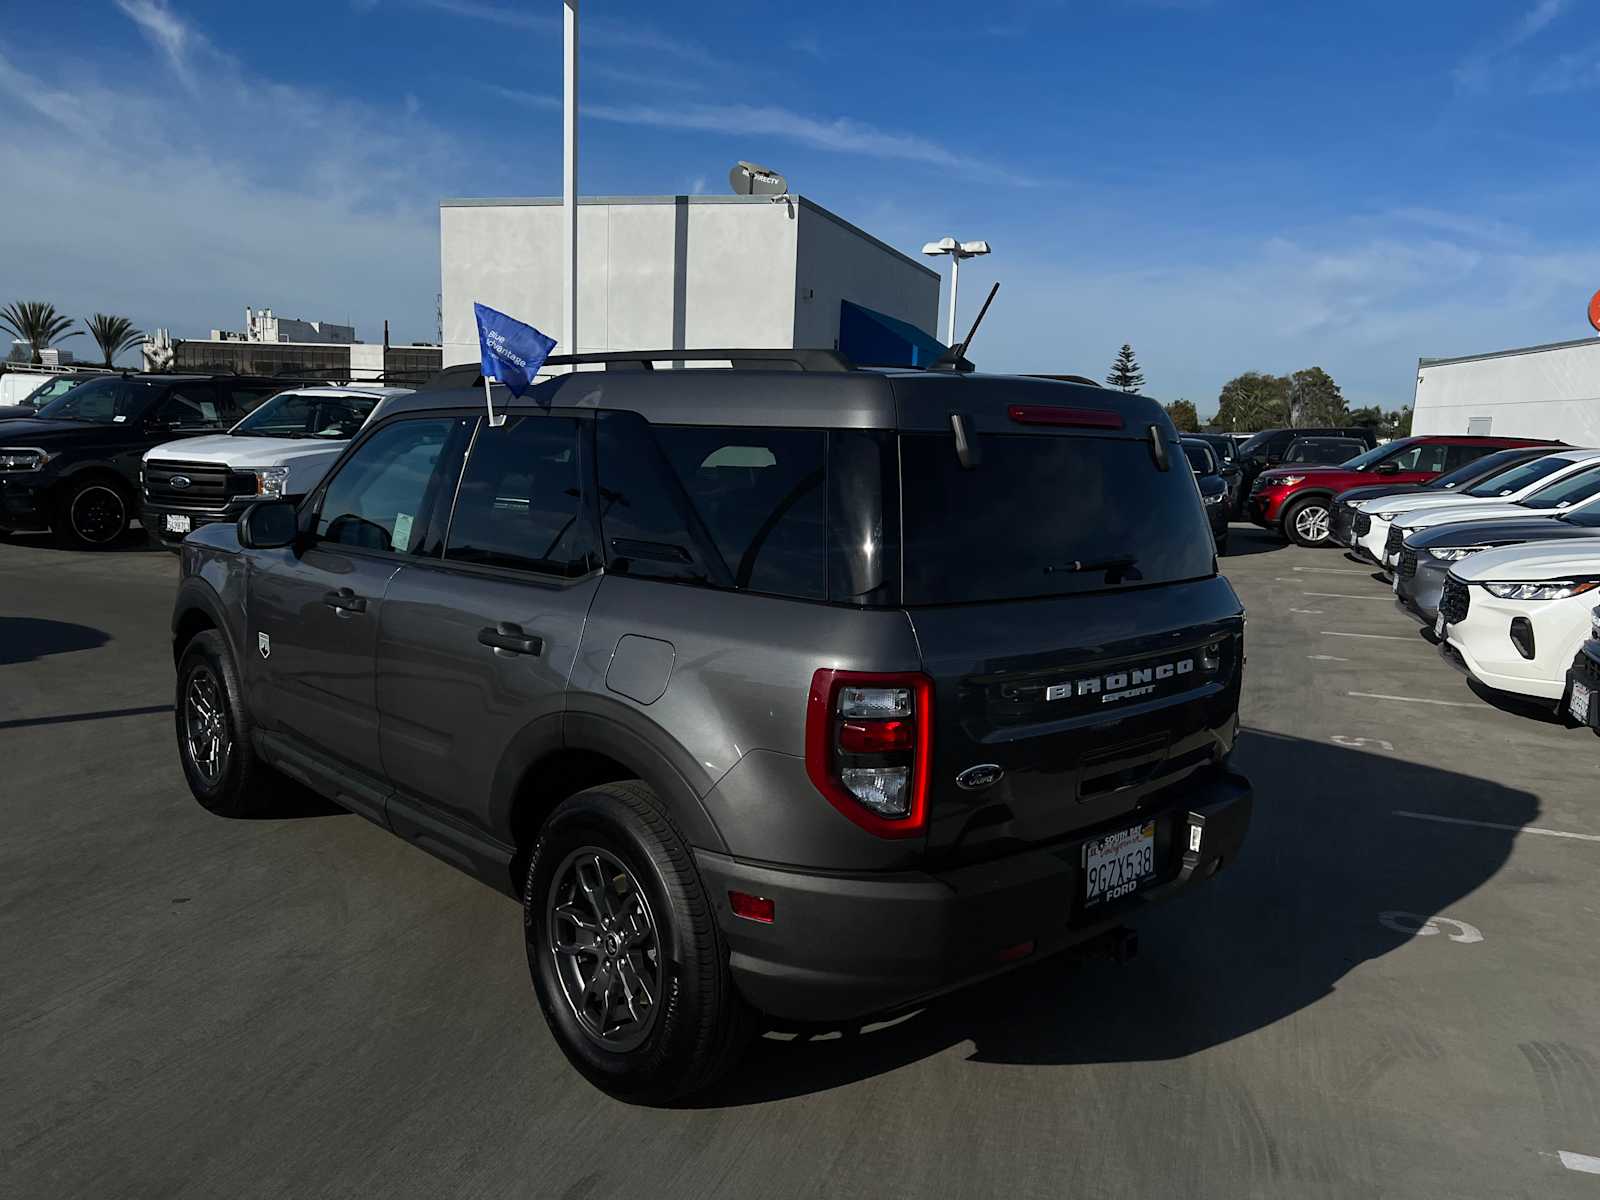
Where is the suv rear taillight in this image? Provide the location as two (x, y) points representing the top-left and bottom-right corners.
(805, 669), (932, 838)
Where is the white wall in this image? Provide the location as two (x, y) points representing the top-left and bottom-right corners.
(440, 196), (939, 368)
(1413, 338), (1600, 444)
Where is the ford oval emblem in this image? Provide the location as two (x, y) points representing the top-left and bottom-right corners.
(956, 763), (1004, 791)
(169, 475), (191, 490)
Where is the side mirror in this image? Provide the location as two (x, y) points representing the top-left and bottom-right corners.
(1375, 462), (1399, 476)
(238, 500), (299, 549)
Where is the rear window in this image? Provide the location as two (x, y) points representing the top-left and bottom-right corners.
(1285, 439), (1362, 464)
(1181, 442), (1214, 473)
(900, 432), (1215, 605)
(1465, 455), (1572, 497)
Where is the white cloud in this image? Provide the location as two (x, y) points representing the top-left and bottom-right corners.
(1454, 0), (1571, 92)
(113, 0), (203, 88)
(411, 0), (719, 67)
(1530, 40), (1600, 93)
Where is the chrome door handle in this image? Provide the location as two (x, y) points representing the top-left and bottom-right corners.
(322, 588), (367, 614)
(478, 622), (544, 656)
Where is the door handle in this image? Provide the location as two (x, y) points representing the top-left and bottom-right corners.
(478, 622), (544, 657)
(322, 587), (367, 614)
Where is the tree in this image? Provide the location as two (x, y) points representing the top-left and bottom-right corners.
(1164, 398), (1200, 432)
(84, 313), (144, 368)
(0, 301), (79, 365)
(1105, 343), (1145, 392)
(1390, 406), (1414, 437)
(1288, 367), (1346, 427)
(1348, 405), (1385, 430)
(1213, 371), (1290, 431)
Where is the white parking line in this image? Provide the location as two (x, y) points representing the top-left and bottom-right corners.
(1394, 811), (1600, 844)
(1307, 654), (1349, 661)
(1348, 691), (1479, 709)
(1304, 592), (1391, 600)
(1289, 608), (1324, 614)
(1560, 1151), (1600, 1174)
(1320, 631), (1417, 641)
(1293, 566), (1374, 575)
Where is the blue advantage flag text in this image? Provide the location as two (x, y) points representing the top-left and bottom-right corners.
(473, 302), (557, 397)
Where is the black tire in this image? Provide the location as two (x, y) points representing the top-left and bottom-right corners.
(1284, 495), (1333, 547)
(1216, 530), (1230, 556)
(174, 629), (277, 817)
(52, 475), (133, 550)
(524, 781), (751, 1104)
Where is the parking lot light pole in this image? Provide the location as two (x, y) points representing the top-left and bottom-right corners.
(921, 237), (991, 346)
(563, 0), (578, 371)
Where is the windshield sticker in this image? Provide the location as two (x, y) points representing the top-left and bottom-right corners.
(113, 414), (127, 422)
(392, 511), (414, 550)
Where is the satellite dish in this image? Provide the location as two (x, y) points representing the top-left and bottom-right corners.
(729, 160), (787, 196)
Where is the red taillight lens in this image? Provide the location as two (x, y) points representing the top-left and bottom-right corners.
(838, 719), (914, 753)
(805, 669), (933, 839)
(1007, 404), (1123, 430)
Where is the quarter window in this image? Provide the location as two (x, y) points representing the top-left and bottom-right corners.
(445, 416), (595, 576)
(317, 418), (457, 553)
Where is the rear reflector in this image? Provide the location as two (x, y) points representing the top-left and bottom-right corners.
(729, 891), (775, 923)
(1007, 404), (1123, 430)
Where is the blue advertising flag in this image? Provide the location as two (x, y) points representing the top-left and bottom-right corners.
(473, 302), (557, 398)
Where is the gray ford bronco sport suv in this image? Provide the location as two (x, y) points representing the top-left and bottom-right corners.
(169, 349), (1252, 1102)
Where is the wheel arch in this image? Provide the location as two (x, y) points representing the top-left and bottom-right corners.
(171, 576), (239, 667)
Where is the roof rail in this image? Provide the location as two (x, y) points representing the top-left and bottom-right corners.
(419, 348), (854, 390)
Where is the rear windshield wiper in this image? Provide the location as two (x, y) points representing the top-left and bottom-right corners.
(1044, 555), (1138, 580)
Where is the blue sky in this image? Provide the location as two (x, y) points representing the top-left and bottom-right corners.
(2, 1), (1598, 415)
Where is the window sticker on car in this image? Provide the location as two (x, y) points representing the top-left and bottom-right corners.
(113, 414), (127, 422)
(392, 511), (414, 551)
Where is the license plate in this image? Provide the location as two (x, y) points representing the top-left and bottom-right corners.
(165, 514), (191, 534)
(1572, 682), (1592, 724)
(1435, 612), (1447, 639)
(1084, 821), (1157, 906)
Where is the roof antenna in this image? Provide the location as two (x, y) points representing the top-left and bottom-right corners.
(932, 282), (999, 372)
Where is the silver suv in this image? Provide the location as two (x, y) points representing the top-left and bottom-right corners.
(168, 350), (1252, 1101)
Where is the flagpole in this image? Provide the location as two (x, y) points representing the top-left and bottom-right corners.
(563, 0), (579, 373)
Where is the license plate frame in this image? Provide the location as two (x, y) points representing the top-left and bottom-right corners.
(1083, 821), (1157, 908)
(165, 514), (192, 534)
(1571, 681), (1592, 725)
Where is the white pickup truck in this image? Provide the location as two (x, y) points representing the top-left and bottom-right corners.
(140, 385), (412, 549)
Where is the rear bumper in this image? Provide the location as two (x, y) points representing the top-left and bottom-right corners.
(698, 768), (1252, 1023)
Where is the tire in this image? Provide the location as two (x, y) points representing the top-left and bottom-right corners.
(174, 629), (277, 818)
(1284, 495), (1333, 547)
(524, 781), (751, 1104)
(52, 475), (133, 549)
(1216, 530), (1230, 556)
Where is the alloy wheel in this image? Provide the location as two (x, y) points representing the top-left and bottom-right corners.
(70, 485), (127, 545)
(184, 666), (230, 785)
(1294, 504), (1330, 544)
(546, 847), (661, 1051)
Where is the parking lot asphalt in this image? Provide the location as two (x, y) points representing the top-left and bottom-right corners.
(4, 525), (1600, 1199)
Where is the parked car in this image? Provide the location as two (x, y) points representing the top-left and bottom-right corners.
(1372, 453), (1600, 568)
(1439, 541), (1600, 705)
(1281, 436), (1366, 466)
(1234, 425), (1378, 501)
(1329, 445), (1568, 551)
(1182, 437), (1231, 551)
(1248, 435), (1542, 547)
(1189, 432), (1245, 514)
(0, 369), (111, 420)
(168, 351), (1253, 1102)
(1395, 503), (1600, 623)
(1562, 607), (1600, 732)
(0, 373), (316, 547)
(141, 385), (412, 550)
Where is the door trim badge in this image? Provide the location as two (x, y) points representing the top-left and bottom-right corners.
(258, 632), (271, 660)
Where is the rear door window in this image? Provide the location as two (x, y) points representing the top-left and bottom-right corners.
(900, 432), (1215, 605)
(1523, 462), (1600, 510)
(445, 416), (595, 576)
(1465, 455), (1573, 497)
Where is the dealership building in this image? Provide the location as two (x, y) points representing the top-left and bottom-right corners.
(438, 194), (942, 368)
(1413, 335), (1600, 443)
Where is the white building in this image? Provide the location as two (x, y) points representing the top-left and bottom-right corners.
(1413, 336), (1600, 444)
(439, 194), (941, 367)
(211, 307), (356, 345)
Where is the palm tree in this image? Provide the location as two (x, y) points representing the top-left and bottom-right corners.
(0, 301), (80, 366)
(85, 313), (144, 368)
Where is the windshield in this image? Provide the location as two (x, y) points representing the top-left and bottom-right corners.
(1427, 448), (1530, 491)
(1333, 441), (1403, 471)
(1464, 454), (1574, 497)
(901, 432), (1215, 604)
(20, 376), (88, 407)
(36, 377), (163, 423)
(233, 390), (378, 439)
(1199, 435), (1235, 463)
(1238, 430), (1275, 456)
(1181, 442), (1214, 473)
(1521, 462), (1600, 510)
(1285, 440), (1363, 465)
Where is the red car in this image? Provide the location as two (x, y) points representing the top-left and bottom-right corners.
(1248, 435), (1553, 546)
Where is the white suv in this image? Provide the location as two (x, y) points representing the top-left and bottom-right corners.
(1438, 541), (1600, 703)
(141, 385), (411, 549)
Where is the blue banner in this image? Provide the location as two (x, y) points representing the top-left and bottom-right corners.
(473, 302), (556, 397)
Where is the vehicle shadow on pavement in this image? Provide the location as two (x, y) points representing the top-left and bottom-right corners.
(0, 616), (110, 665)
(1217, 527), (1282, 558)
(692, 729), (1536, 1107)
